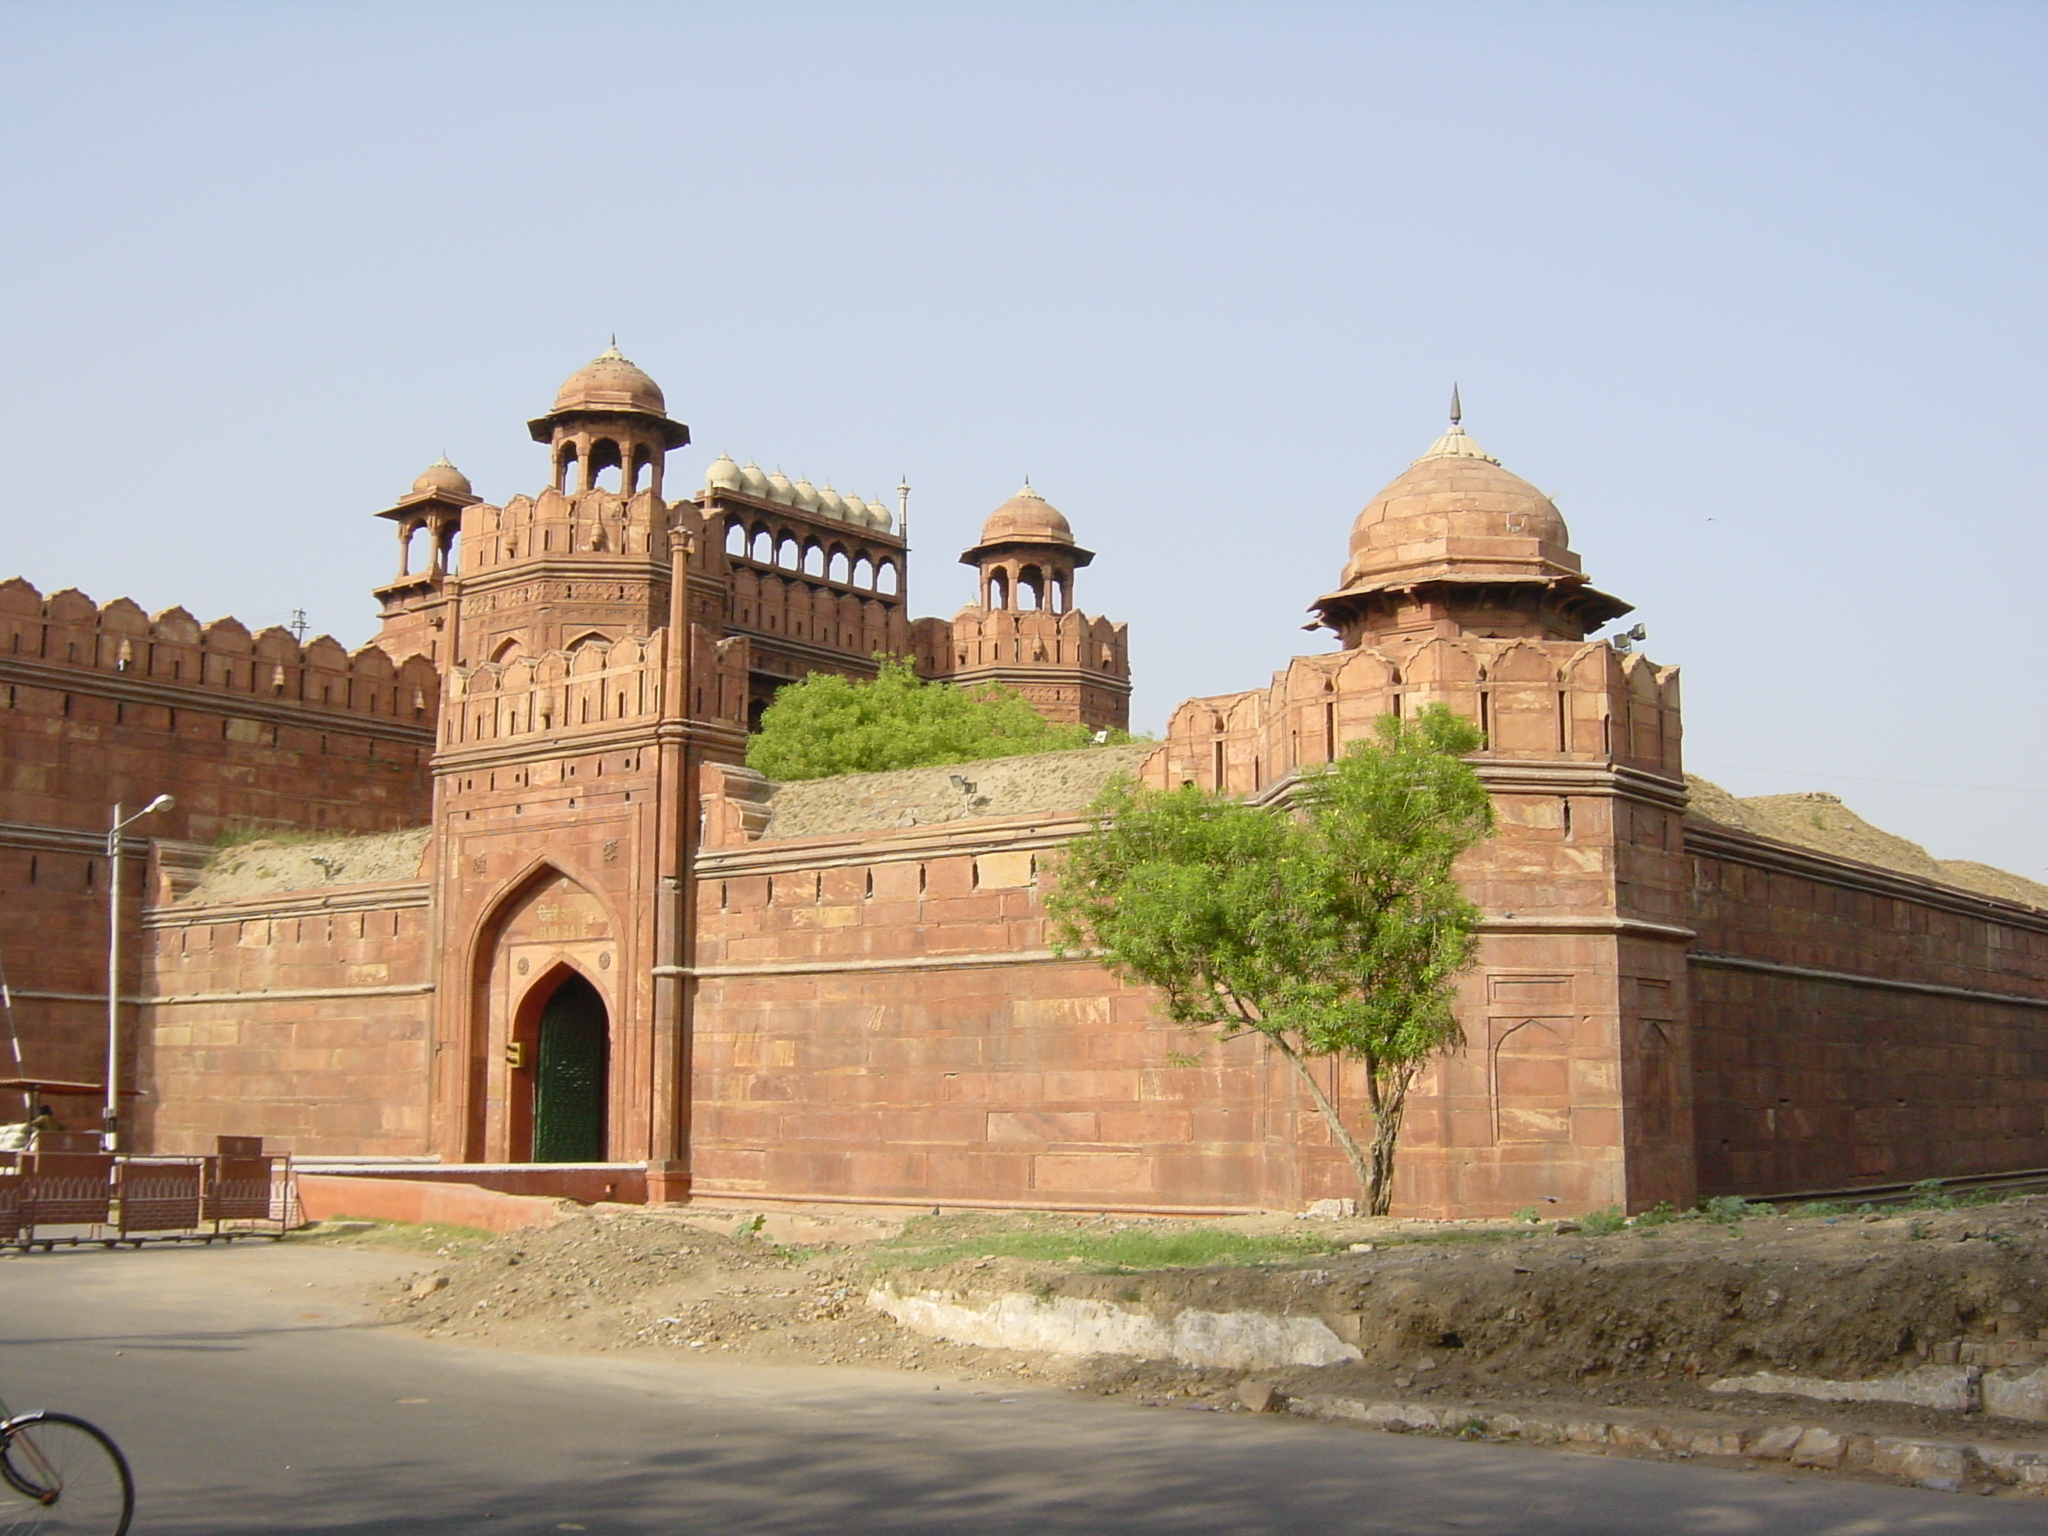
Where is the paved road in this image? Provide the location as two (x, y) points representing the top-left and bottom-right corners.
(0, 1241), (2040, 1535)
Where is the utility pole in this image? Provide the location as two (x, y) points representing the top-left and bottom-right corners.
(104, 794), (174, 1150)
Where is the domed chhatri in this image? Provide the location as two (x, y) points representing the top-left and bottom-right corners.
(1311, 396), (1630, 648)
(410, 457), (475, 500)
(958, 481), (1096, 614)
(550, 342), (667, 417)
(975, 483), (1078, 548)
(526, 341), (690, 452)
(1337, 418), (1574, 594)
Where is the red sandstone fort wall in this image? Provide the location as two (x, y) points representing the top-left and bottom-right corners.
(687, 714), (1694, 1218)
(1685, 822), (2048, 1198)
(689, 816), (1324, 1212)
(0, 579), (436, 1124)
(0, 579), (438, 843)
(137, 876), (434, 1155)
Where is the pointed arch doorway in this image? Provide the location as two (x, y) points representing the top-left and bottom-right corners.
(527, 972), (610, 1162)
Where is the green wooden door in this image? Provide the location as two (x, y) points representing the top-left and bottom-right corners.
(533, 975), (608, 1163)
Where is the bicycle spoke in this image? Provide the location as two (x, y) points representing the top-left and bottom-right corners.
(0, 1416), (133, 1536)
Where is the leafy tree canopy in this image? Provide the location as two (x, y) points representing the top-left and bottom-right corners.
(747, 658), (1130, 781)
(1047, 705), (1493, 1213)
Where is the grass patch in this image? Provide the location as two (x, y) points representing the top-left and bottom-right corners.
(870, 1214), (1343, 1273)
(290, 1216), (494, 1260)
(1579, 1206), (1629, 1236)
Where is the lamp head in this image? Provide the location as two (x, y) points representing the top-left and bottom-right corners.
(144, 794), (174, 814)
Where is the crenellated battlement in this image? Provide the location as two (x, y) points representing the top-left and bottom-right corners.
(437, 623), (752, 754)
(1144, 634), (1681, 795)
(461, 487), (672, 573)
(937, 604), (1129, 679)
(0, 576), (440, 727)
(443, 631), (663, 747)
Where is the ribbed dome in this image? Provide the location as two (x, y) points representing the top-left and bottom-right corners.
(550, 343), (666, 416)
(410, 458), (473, 499)
(1336, 422), (1578, 593)
(703, 453), (743, 491)
(978, 484), (1075, 545)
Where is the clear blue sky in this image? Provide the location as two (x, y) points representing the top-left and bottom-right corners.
(2, 2), (2042, 876)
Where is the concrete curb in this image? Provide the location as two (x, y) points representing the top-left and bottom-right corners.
(1285, 1392), (2048, 1496)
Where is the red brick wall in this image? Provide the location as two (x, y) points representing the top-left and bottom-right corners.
(1686, 822), (2048, 1197)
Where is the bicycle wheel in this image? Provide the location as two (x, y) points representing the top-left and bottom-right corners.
(0, 1414), (133, 1536)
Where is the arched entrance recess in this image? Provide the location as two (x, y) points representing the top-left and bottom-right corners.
(465, 864), (621, 1163)
(530, 972), (609, 1161)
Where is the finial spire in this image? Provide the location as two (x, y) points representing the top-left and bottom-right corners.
(1449, 382), (1462, 425)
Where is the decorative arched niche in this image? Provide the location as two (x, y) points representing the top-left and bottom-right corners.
(467, 865), (619, 1162)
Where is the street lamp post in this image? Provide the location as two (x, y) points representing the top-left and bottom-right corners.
(105, 795), (173, 1151)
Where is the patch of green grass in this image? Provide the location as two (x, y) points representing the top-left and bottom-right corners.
(870, 1214), (1343, 1274)
(1699, 1194), (1774, 1225)
(1785, 1200), (1851, 1218)
(1579, 1206), (1629, 1236)
(290, 1217), (494, 1259)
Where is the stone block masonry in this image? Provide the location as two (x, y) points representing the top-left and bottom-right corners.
(55, 354), (2048, 1217)
(0, 579), (436, 1121)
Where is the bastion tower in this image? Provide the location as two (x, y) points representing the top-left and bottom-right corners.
(913, 484), (1131, 732)
(1146, 399), (1695, 1215)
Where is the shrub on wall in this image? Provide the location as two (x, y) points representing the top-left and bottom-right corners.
(747, 658), (1130, 780)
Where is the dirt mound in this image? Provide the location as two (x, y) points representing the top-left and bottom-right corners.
(1686, 777), (2048, 911)
(387, 1210), (1052, 1380)
(1033, 1202), (2045, 1392)
(385, 1198), (2048, 1439)
(761, 745), (1154, 839)
(185, 826), (431, 902)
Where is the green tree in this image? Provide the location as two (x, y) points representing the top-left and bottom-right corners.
(1046, 706), (1493, 1214)
(747, 657), (1110, 781)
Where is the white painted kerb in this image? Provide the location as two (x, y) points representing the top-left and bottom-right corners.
(869, 1287), (1362, 1370)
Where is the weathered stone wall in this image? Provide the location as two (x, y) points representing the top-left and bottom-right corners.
(136, 831), (435, 1154)
(1685, 820), (2048, 1197)
(689, 808), (1298, 1211)
(0, 579), (435, 1125)
(688, 733), (1692, 1219)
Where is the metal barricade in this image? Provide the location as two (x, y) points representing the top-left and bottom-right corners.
(26, 1151), (113, 1238)
(205, 1154), (287, 1233)
(0, 1138), (295, 1249)
(117, 1159), (205, 1240)
(0, 1174), (24, 1244)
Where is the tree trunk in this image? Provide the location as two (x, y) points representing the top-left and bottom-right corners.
(1363, 1061), (1420, 1215)
(1267, 1034), (1374, 1199)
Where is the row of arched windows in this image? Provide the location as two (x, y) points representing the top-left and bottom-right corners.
(983, 562), (1070, 613)
(556, 437), (657, 496)
(723, 520), (899, 594)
